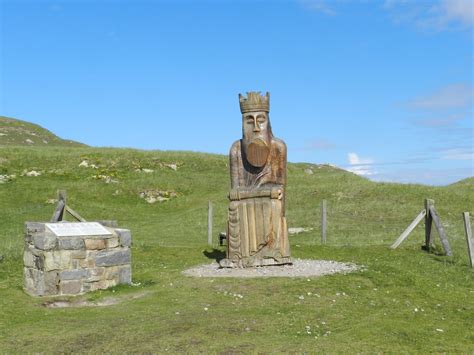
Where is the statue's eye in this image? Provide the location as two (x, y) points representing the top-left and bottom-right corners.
(246, 116), (254, 124)
(257, 117), (266, 124)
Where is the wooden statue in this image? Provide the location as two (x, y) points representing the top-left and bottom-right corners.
(220, 92), (291, 268)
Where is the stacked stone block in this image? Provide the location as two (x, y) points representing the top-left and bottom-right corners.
(23, 222), (132, 296)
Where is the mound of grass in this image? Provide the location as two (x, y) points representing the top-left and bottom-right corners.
(0, 116), (86, 147)
(0, 145), (472, 352)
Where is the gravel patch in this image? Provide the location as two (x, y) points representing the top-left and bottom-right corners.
(182, 259), (358, 278)
(288, 227), (313, 235)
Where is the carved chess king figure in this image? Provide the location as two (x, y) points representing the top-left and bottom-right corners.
(220, 92), (291, 268)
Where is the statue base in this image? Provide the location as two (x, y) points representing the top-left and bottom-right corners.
(219, 257), (292, 269)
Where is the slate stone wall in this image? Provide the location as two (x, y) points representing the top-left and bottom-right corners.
(23, 222), (132, 296)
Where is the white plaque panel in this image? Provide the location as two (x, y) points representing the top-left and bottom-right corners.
(45, 222), (112, 237)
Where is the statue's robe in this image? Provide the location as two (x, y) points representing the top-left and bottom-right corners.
(223, 137), (291, 267)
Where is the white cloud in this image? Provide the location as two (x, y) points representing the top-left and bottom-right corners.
(408, 83), (472, 110)
(348, 152), (373, 165)
(440, 148), (474, 160)
(384, 0), (474, 32)
(346, 152), (377, 176)
(415, 113), (466, 127)
(406, 83), (473, 144)
(300, 0), (336, 16)
(436, 0), (473, 27)
(372, 166), (473, 185)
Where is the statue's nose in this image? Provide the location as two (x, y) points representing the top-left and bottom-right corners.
(253, 120), (260, 132)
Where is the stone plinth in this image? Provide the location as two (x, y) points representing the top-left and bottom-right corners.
(23, 222), (132, 297)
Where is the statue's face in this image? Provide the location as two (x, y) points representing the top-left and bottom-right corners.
(242, 111), (269, 140)
(242, 111), (271, 167)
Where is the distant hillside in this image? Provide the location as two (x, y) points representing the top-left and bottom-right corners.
(449, 177), (474, 187)
(0, 116), (86, 147)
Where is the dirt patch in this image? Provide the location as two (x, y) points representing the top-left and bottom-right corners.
(182, 259), (359, 278)
(41, 290), (151, 308)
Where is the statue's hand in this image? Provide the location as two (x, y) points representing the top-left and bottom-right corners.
(229, 187), (282, 200)
(271, 187), (283, 200)
(229, 189), (240, 201)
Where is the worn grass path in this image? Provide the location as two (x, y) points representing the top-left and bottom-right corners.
(0, 146), (473, 352)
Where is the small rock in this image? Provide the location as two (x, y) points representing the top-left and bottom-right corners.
(139, 189), (177, 203)
(25, 138), (34, 144)
(93, 174), (118, 184)
(0, 174), (15, 183)
(145, 196), (157, 204)
(26, 170), (42, 177)
(165, 163), (177, 171)
(105, 177), (118, 184)
(79, 160), (98, 169)
(304, 168), (313, 175)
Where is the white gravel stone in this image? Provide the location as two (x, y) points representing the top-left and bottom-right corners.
(182, 259), (358, 278)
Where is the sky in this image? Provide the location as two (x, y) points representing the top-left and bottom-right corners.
(1, 0), (473, 185)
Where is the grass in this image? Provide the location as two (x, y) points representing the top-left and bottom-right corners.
(0, 145), (473, 352)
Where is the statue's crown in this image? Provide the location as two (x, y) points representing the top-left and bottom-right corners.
(239, 91), (270, 113)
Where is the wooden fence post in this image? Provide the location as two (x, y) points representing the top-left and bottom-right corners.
(208, 201), (213, 246)
(50, 190), (67, 222)
(391, 198), (453, 257)
(463, 212), (473, 268)
(390, 209), (426, 249)
(321, 199), (327, 245)
(429, 205), (452, 256)
(424, 198), (434, 251)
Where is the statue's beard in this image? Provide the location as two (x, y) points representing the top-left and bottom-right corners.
(243, 134), (271, 168)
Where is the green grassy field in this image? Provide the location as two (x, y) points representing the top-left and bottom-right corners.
(0, 145), (473, 352)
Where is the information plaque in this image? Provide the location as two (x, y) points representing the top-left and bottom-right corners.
(45, 222), (112, 237)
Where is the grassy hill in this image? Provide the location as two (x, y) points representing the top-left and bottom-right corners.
(0, 143), (473, 351)
(0, 116), (86, 147)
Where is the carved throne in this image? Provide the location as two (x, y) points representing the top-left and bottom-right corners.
(221, 187), (291, 268)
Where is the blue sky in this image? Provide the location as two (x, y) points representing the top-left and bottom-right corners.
(1, 0), (472, 185)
